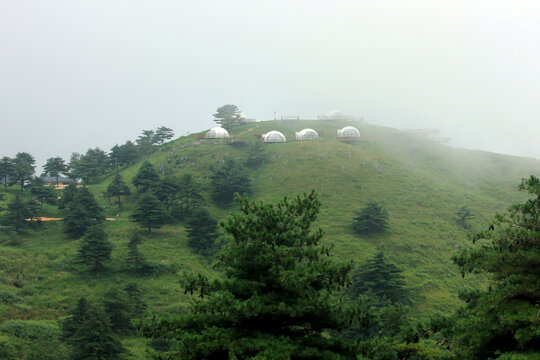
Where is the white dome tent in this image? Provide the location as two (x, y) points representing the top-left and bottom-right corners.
(205, 127), (230, 139)
(295, 128), (319, 141)
(262, 130), (286, 143)
(337, 126), (360, 138)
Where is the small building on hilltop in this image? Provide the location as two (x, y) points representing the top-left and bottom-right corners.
(238, 112), (256, 124)
(318, 110), (362, 121)
(262, 130), (287, 143)
(337, 126), (361, 138)
(44, 176), (75, 189)
(205, 127), (230, 139)
(295, 128), (319, 141)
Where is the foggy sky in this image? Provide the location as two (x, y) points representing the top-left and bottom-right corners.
(1, 1), (539, 170)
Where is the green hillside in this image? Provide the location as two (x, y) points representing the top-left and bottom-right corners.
(1, 119), (539, 357)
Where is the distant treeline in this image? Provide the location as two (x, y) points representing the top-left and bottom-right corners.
(0, 126), (174, 188)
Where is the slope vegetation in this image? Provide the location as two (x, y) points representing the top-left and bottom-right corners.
(1, 119), (539, 356)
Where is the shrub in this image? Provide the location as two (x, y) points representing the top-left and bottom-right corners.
(0, 340), (17, 360)
(0, 320), (61, 342)
(0, 289), (21, 304)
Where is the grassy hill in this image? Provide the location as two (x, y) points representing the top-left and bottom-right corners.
(1, 119), (539, 357)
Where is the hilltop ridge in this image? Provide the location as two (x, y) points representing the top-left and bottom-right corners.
(1, 119), (539, 357)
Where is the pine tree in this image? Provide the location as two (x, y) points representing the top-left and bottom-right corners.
(69, 304), (127, 359)
(136, 130), (157, 156)
(123, 283), (147, 318)
(2, 193), (39, 232)
(210, 158), (251, 206)
(58, 182), (78, 209)
(109, 141), (139, 169)
(12, 152), (35, 192)
(353, 201), (389, 235)
(245, 141), (266, 169)
(130, 193), (167, 233)
(67, 148), (110, 184)
(213, 104), (242, 130)
(185, 208), (219, 256)
(76, 226), (113, 275)
(448, 175), (540, 359)
(153, 175), (181, 212)
(132, 161), (159, 192)
(63, 187), (104, 238)
(349, 250), (408, 305)
(102, 288), (134, 334)
(142, 191), (357, 359)
(153, 126), (175, 145)
(126, 231), (146, 273)
(175, 173), (204, 218)
(30, 185), (56, 210)
(106, 171), (131, 207)
(0, 157), (13, 191)
(43, 156), (67, 186)
(62, 298), (91, 340)
(456, 205), (474, 229)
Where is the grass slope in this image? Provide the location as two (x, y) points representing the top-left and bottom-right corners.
(1, 119), (539, 357)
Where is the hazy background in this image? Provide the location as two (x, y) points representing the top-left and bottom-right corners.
(1, 0), (539, 170)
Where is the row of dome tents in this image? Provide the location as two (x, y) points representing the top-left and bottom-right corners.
(205, 126), (361, 143)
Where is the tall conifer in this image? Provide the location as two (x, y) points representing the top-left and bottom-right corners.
(76, 226), (113, 275)
(449, 176), (540, 359)
(143, 191), (357, 359)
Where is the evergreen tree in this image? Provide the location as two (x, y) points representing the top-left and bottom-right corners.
(109, 141), (139, 169)
(245, 140), (266, 169)
(210, 158), (252, 206)
(132, 161), (159, 192)
(0, 156), (13, 191)
(153, 126), (175, 145)
(153, 173), (204, 219)
(58, 182), (78, 209)
(153, 175), (181, 211)
(106, 172), (131, 207)
(448, 175), (540, 359)
(68, 148), (109, 184)
(68, 304), (127, 359)
(2, 193), (39, 232)
(62, 298), (91, 340)
(142, 191), (357, 359)
(185, 208), (219, 256)
(76, 226), (113, 275)
(63, 187), (104, 238)
(353, 201), (389, 235)
(349, 250), (408, 305)
(456, 205), (474, 229)
(64, 203), (94, 238)
(130, 193), (167, 233)
(102, 288), (134, 334)
(136, 130), (156, 155)
(126, 231), (146, 273)
(30, 185), (56, 210)
(43, 156), (67, 186)
(123, 283), (147, 318)
(0, 340), (17, 360)
(67, 152), (85, 183)
(213, 104), (241, 130)
(12, 152), (35, 191)
(175, 173), (204, 218)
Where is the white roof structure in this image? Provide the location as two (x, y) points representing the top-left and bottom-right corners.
(337, 126), (360, 138)
(205, 127), (230, 139)
(262, 130), (286, 143)
(295, 128), (319, 141)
